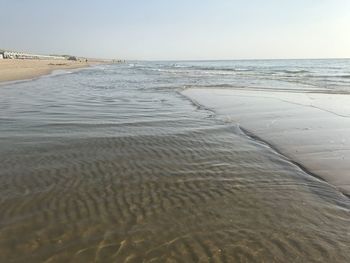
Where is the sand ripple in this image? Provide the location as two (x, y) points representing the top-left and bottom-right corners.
(0, 64), (349, 262)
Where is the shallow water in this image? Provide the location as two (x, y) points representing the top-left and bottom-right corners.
(0, 62), (350, 262)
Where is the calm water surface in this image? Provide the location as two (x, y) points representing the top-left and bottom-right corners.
(0, 61), (350, 262)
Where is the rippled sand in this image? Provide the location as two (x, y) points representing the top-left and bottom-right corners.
(0, 64), (350, 262)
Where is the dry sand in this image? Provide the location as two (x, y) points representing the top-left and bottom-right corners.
(0, 59), (106, 83)
(182, 88), (350, 196)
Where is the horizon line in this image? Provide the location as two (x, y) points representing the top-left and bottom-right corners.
(133, 57), (350, 62)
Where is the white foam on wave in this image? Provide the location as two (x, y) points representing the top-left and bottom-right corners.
(48, 69), (74, 76)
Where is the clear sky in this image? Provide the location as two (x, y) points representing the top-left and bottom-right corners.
(1, 0), (350, 60)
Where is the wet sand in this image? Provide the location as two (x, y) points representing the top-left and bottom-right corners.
(1, 63), (350, 262)
(182, 88), (350, 196)
(0, 59), (106, 83)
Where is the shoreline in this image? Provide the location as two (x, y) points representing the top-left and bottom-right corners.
(0, 59), (109, 84)
(182, 87), (350, 197)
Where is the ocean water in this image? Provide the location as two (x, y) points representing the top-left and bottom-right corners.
(134, 59), (350, 93)
(0, 60), (350, 262)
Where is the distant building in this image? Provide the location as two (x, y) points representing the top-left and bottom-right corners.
(67, 56), (77, 61)
(1, 50), (65, 60)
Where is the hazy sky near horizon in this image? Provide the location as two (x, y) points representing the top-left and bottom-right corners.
(1, 0), (350, 60)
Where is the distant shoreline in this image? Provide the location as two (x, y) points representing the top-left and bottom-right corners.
(0, 59), (110, 84)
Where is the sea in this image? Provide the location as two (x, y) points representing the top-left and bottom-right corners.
(0, 59), (350, 262)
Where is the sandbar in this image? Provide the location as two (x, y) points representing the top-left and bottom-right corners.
(182, 88), (350, 196)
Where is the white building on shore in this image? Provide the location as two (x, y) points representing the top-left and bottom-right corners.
(0, 50), (65, 60)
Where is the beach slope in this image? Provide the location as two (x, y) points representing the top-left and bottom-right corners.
(0, 59), (103, 83)
(182, 88), (350, 196)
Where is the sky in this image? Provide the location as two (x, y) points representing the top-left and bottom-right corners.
(1, 0), (350, 60)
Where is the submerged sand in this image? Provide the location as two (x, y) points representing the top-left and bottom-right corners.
(1, 63), (350, 262)
(2, 74), (350, 262)
(182, 88), (350, 196)
(0, 59), (105, 83)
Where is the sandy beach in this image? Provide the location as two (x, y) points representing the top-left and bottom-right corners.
(0, 59), (106, 83)
(182, 88), (350, 196)
(1, 61), (350, 262)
